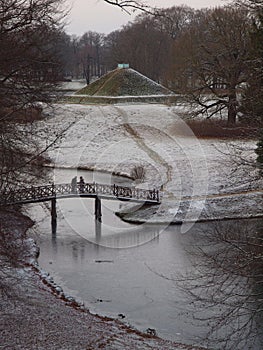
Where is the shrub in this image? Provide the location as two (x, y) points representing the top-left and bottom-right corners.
(130, 165), (146, 182)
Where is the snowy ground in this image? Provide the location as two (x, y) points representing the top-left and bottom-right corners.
(1, 266), (196, 350)
(35, 102), (262, 228)
(2, 102), (262, 349)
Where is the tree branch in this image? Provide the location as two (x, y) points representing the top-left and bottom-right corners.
(103, 0), (157, 15)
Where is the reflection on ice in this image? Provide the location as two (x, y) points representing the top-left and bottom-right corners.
(28, 169), (263, 349)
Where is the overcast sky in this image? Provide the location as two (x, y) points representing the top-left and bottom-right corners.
(65, 0), (227, 36)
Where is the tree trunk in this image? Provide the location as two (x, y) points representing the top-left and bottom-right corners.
(84, 61), (90, 85)
(227, 93), (237, 126)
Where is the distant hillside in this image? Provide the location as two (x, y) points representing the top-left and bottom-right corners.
(75, 68), (173, 96)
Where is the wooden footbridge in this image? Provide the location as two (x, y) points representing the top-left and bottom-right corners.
(0, 182), (160, 226)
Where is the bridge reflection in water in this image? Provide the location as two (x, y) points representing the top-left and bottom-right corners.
(50, 215), (161, 251)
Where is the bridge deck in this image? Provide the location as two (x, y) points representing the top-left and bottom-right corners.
(0, 182), (161, 206)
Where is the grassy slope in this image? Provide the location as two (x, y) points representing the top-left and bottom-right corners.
(75, 68), (172, 96)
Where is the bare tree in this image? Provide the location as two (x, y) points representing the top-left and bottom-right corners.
(103, 0), (156, 14)
(179, 219), (263, 349)
(168, 6), (255, 126)
(77, 31), (105, 84)
(0, 0), (66, 191)
(154, 5), (196, 40)
(233, 0), (263, 10)
(104, 12), (173, 81)
(0, 0), (66, 109)
(233, 0), (263, 171)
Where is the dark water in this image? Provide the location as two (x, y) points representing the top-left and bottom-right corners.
(29, 169), (263, 349)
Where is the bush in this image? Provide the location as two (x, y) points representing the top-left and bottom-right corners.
(130, 165), (146, 182)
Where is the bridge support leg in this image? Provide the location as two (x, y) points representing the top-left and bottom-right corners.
(51, 198), (57, 232)
(95, 196), (102, 223)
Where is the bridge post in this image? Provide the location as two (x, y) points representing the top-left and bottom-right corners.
(95, 196), (102, 223)
(51, 198), (57, 231)
(156, 190), (159, 203)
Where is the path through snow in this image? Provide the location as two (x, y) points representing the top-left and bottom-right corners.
(36, 103), (262, 227)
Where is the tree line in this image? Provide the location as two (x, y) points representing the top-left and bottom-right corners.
(0, 0), (262, 133)
(58, 3), (262, 130)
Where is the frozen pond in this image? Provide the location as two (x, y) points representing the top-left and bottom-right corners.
(29, 168), (262, 349)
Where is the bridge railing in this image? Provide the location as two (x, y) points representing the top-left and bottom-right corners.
(0, 182), (160, 206)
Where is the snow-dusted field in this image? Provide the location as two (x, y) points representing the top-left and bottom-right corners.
(37, 102), (262, 227)
(2, 102), (261, 350)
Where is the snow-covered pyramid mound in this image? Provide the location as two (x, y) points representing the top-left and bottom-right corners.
(75, 67), (173, 97)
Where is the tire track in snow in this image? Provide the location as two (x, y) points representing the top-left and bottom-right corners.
(111, 106), (174, 194)
(96, 106), (262, 203)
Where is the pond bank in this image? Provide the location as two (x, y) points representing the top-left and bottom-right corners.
(0, 209), (204, 350)
(116, 190), (263, 225)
